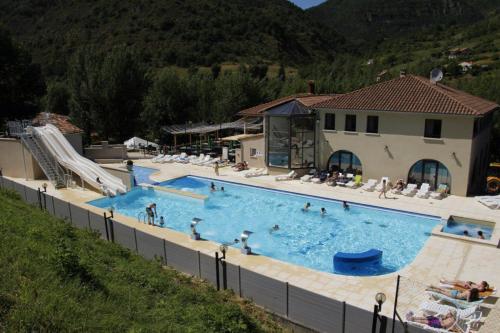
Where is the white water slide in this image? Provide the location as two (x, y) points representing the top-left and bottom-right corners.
(31, 124), (126, 196)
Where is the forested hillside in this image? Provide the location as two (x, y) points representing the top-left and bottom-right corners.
(0, 0), (342, 74)
(308, 0), (500, 47)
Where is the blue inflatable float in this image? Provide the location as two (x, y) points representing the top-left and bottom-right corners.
(334, 249), (383, 275)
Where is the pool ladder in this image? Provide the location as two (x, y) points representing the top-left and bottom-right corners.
(137, 212), (146, 223)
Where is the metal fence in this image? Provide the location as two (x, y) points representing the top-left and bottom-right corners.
(1, 176), (398, 333)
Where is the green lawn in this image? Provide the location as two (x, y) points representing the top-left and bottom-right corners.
(0, 188), (284, 332)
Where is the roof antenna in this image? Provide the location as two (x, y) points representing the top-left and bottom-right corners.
(429, 68), (443, 84)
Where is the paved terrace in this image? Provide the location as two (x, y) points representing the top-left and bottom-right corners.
(10, 160), (500, 332)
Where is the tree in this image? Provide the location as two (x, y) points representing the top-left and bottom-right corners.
(43, 81), (71, 115)
(0, 27), (45, 122)
(67, 47), (147, 142)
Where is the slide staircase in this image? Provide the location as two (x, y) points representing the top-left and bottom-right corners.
(20, 132), (66, 188)
(25, 124), (127, 196)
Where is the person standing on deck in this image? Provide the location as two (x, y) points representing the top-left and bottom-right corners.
(214, 161), (220, 176)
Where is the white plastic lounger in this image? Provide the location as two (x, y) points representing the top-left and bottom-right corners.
(193, 155), (211, 165)
(361, 179), (377, 191)
(245, 168), (268, 178)
(402, 184), (418, 196)
(151, 154), (164, 163)
(425, 290), (484, 309)
(430, 184), (449, 200)
(416, 183), (431, 198)
(190, 154), (204, 164)
(375, 177), (389, 192)
(161, 154), (178, 163)
(300, 174), (313, 183)
(157, 154), (171, 163)
(275, 171), (297, 181)
(419, 301), (480, 321)
(204, 157), (220, 166)
(476, 195), (500, 209)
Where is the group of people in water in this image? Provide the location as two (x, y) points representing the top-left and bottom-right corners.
(301, 201), (350, 214)
(463, 229), (486, 239)
(210, 182), (224, 192)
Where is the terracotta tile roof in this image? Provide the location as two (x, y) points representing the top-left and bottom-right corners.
(238, 94), (335, 117)
(32, 112), (83, 134)
(311, 75), (498, 116)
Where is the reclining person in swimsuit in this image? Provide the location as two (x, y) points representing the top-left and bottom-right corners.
(440, 278), (489, 292)
(406, 311), (456, 330)
(427, 285), (480, 302)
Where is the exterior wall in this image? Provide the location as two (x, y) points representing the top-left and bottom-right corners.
(0, 138), (45, 179)
(84, 142), (127, 161)
(239, 135), (266, 169)
(64, 133), (83, 155)
(316, 109), (477, 196)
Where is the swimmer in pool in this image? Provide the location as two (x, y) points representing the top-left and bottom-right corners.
(343, 201), (350, 210)
(269, 224), (280, 233)
(221, 186), (225, 192)
(463, 230), (469, 236)
(145, 203), (157, 225)
(320, 208), (326, 216)
(210, 182), (216, 192)
(302, 202), (311, 212)
(159, 216), (165, 227)
(477, 230), (485, 239)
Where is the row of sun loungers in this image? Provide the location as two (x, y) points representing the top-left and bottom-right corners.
(151, 153), (221, 167)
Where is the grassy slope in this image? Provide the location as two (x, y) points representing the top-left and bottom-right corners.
(0, 189), (284, 332)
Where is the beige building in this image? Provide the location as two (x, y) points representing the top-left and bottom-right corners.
(238, 75), (499, 196)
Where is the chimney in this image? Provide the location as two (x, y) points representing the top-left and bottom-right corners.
(399, 70), (406, 78)
(308, 80), (315, 94)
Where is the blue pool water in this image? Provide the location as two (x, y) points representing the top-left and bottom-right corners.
(89, 176), (439, 275)
(442, 220), (493, 240)
(132, 166), (159, 186)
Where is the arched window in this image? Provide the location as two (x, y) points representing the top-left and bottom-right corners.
(327, 150), (362, 174)
(407, 160), (451, 191)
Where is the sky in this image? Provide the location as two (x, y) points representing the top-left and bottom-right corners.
(289, 0), (326, 9)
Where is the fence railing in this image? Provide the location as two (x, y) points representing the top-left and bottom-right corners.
(1, 175), (425, 333)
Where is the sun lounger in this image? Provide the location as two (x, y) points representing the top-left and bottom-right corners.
(204, 157), (220, 166)
(375, 177), (389, 192)
(401, 183), (418, 196)
(161, 154), (178, 163)
(301, 174), (313, 183)
(425, 290), (484, 309)
(245, 168), (268, 178)
(346, 175), (362, 188)
(192, 155), (211, 165)
(406, 312), (474, 333)
(275, 170), (297, 181)
(475, 195), (500, 209)
(430, 184), (449, 200)
(416, 183), (431, 198)
(361, 179), (377, 191)
(190, 154), (205, 164)
(438, 283), (497, 298)
(311, 171), (328, 184)
(151, 154), (164, 163)
(420, 301), (480, 321)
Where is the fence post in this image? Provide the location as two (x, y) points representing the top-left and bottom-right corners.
(37, 188), (42, 210)
(103, 213), (110, 241)
(380, 315), (387, 333)
(392, 275), (401, 333)
(372, 304), (379, 333)
(222, 257), (227, 290)
(342, 301), (346, 333)
(215, 252), (220, 291)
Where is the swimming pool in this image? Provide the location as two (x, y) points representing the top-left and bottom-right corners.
(442, 216), (493, 240)
(89, 176), (439, 276)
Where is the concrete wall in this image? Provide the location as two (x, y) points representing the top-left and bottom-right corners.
(65, 133), (83, 155)
(84, 142), (127, 161)
(316, 109), (477, 196)
(239, 134), (266, 169)
(101, 165), (133, 190)
(0, 138), (44, 179)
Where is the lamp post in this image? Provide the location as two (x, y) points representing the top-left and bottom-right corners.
(372, 292), (387, 333)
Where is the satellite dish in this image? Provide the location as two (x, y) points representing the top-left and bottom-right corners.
(430, 68), (443, 84)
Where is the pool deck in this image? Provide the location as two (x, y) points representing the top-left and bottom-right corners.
(9, 160), (500, 331)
